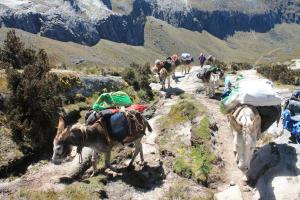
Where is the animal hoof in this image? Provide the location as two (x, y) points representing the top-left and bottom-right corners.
(90, 172), (96, 177)
(105, 168), (118, 177)
(242, 175), (248, 184)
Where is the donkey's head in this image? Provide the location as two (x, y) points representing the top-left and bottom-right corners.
(52, 115), (72, 164)
(231, 106), (261, 172)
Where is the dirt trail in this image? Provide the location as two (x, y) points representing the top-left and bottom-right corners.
(149, 66), (255, 199)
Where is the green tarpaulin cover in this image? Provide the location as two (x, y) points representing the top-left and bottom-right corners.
(92, 91), (132, 111)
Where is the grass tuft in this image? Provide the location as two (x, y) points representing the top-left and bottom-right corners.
(160, 98), (203, 129)
(195, 116), (211, 141)
(174, 145), (216, 184)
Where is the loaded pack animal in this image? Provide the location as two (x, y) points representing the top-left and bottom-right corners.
(52, 110), (152, 176)
(227, 104), (281, 180)
(152, 54), (181, 90)
(180, 53), (194, 74)
(197, 65), (224, 97)
(227, 105), (261, 174)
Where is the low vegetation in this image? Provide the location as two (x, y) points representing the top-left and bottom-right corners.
(230, 62), (253, 71)
(158, 95), (216, 186)
(160, 97), (203, 129)
(70, 63), (122, 76)
(11, 175), (106, 200)
(194, 116), (211, 142)
(162, 180), (214, 200)
(121, 62), (154, 102)
(257, 63), (300, 85)
(174, 114), (216, 185)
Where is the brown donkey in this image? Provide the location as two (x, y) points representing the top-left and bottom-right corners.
(52, 111), (152, 176)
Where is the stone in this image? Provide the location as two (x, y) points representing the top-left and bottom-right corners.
(214, 185), (243, 200)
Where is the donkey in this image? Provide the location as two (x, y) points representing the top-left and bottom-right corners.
(179, 53), (194, 75)
(197, 66), (223, 97)
(227, 105), (261, 179)
(152, 59), (177, 90)
(52, 112), (152, 176)
(180, 59), (194, 75)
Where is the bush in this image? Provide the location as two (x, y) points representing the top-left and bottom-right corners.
(1, 30), (63, 152)
(121, 62), (154, 102)
(230, 62), (253, 71)
(257, 63), (300, 85)
(0, 30), (36, 69)
(206, 59), (227, 71)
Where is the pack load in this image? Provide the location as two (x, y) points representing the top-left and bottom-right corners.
(126, 104), (148, 113)
(163, 59), (174, 73)
(221, 79), (282, 113)
(86, 104), (148, 126)
(181, 53), (193, 62)
(109, 112), (129, 142)
(257, 105), (281, 132)
(92, 91), (132, 111)
(197, 65), (223, 82)
(283, 99), (300, 144)
(167, 54), (181, 66)
(107, 110), (146, 143)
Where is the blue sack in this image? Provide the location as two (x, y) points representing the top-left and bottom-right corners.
(291, 122), (300, 144)
(109, 112), (129, 142)
(282, 109), (293, 132)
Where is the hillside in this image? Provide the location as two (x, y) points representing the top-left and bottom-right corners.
(1, 17), (300, 67)
(1, 0), (300, 46)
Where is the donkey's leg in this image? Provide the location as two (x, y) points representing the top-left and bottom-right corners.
(167, 76), (171, 88)
(104, 149), (111, 168)
(129, 139), (142, 167)
(91, 150), (99, 177)
(139, 143), (144, 164)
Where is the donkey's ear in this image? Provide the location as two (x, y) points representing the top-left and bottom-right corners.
(58, 114), (65, 130)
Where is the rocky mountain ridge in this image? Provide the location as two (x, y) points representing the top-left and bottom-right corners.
(0, 0), (299, 46)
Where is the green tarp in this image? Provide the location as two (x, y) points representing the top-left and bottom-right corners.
(92, 91), (132, 111)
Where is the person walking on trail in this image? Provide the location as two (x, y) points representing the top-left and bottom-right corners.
(199, 53), (206, 67)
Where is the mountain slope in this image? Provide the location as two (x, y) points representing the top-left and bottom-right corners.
(1, 0), (300, 46)
(1, 17), (300, 67)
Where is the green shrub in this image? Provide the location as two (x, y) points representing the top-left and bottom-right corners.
(195, 116), (211, 141)
(121, 62), (154, 102)
(206, 59), (227, 71)
(1, 30), (63, 152)
(0, 30), (36, 69)
(230, 62), (253, 71)
(257, 63), (300, 85)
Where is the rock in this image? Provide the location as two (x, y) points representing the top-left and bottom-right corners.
(71, 75), (125, 97)
(230, 181), (236, 186)
(251, 141), (300, 200)
(214, 185), (243, 200)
